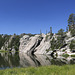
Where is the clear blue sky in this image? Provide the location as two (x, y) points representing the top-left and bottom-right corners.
(0, 0), (75, 34)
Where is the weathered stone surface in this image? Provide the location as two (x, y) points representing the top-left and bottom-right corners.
(19, 35), (30, 51)
(19, 34), (51, 54)
(34, 34), (51, 54)
(19, 31), (75, 55)
(19, 35), (43, 54)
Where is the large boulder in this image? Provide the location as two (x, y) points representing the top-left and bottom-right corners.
(34, 34), (51, 54)
(19, 34), (51, 55)
(19, 35), (42, 54)
(19, 35), (30, 51)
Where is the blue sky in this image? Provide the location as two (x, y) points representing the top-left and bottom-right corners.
(0, 0), (75, 34)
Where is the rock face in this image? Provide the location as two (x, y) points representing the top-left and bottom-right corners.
(56, 32), (75, 56)
(19, 35), (42, 54)
(0, 31), (75, 55)
(34, 34), (51, 54)
(19, 35), (30, 51)
(19, 31), (75, 55)
(19, 33), (51, 54)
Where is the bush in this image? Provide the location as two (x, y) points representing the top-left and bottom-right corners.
(46, 49), (50, 53)
(69, 40), (75, 51)
(0, 34), (11, 49)
(70, 29), (75, 36)
(8, 35), (20, 51)
(62, 54), (69, 58)
(71, 55), (75, 57)
(62, 49), (65, 52)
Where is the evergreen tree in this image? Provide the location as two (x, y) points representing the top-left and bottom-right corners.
(50, 27), (52, 34)
(68, 13), (75, 26)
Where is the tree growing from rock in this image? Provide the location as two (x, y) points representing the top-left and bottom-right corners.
(70, 40), (75, 51)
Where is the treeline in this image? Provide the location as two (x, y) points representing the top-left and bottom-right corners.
(0, 34), (11, 49)
(0, 33), (35, 51)
(50, 29), (66, 50)
(49, 28), (75, 51)
(8, 35), (20, 51)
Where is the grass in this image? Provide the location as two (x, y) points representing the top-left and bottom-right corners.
(0, 65), (75, 75)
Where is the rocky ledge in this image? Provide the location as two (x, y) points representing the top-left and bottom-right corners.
(19, 32), (75, 56)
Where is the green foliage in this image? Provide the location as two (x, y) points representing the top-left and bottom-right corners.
(50, 37), (56, 50)
(57, 29), (64, 35)
(56, 53), (58, 57)
(68, 13), (75, 25)
(50, 37), (62, 50)
(0, 65), (75, 75)
(57, 36), (64, 46)
(0, 33), (35, 51)
(70, 29), (75, 36)
(50, 27), (52, 33)
(0, 35), (4, 49)
(62, 49), (65, 52)
(50, 29), (66, 50)
(57, 29), (66, 42)
(0, 34), (11, 49)
(62, 54), (69, 58)
(8, 35), (20, 51)
(50, 33), (53, 39)
(70, 40), (75, 51)
(71, 55), (75, 57)
(46, 49), (50, 53)
(0, 50), (8, 52)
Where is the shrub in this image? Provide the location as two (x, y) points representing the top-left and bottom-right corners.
(62, 49), (65, 52)
(46, 49), (50, 53)
(69, 40), (75, 51)
(71, 55), (75, 57)
(62, 54), (69, 58)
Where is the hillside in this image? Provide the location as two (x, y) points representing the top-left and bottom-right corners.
(0, 29), (75, 56)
